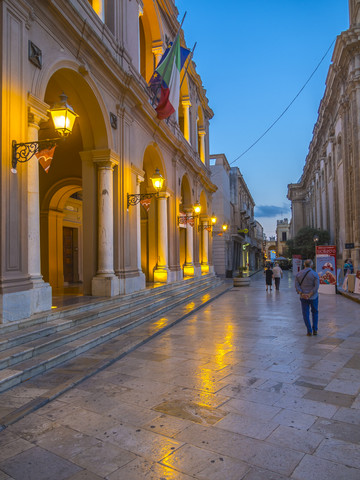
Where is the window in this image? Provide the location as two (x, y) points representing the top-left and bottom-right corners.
(282, 232), (287, 242)
(88, 0), (105, 21)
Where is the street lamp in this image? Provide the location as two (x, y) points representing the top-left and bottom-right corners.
(313, 234), (319, 262)
(178, 201), (202, 226)
(222, 224), (228, 232)
(12, 93), (79, 172)
(127, 168), (164, 207)
(193, 201), (201, 215)
(198, 214), (217, 231)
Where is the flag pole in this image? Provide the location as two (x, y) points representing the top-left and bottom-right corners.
(180, 41), (196, 91)
(150, 12), (187, 106)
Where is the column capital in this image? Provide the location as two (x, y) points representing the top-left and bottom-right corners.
(181, 96), (192, 108)
(81, 149), (119, 168)
(157, 191), (170, 199)
(27, 93), (49, 127)
(152, 45), (164, 57)
(198, 128), (206, 137)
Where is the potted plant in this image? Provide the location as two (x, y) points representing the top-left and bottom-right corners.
(233, 266), (250, 287)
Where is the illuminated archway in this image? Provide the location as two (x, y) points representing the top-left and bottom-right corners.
(179, 175), (192, 272)
(38, 67), (110, 296)
(197, 106), (206, 163)
(140, 144), (166, 282)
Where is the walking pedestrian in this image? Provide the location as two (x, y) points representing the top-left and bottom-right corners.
(272, 262), (283, 291)
(264, 265), (273, 292)
(344, 258), (354, 276)
(295, 259), (320, 336)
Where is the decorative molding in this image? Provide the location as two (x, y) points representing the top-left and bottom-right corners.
(28, 41), (42, 69)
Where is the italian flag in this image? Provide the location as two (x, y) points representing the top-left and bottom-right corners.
(155, 36), (181, 120)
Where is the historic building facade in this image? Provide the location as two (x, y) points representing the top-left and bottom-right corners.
(276, 218), (290, 257)
(210, 154), (263, 276)
(0, 0), (216, 321)
(288, 1), (360, 268)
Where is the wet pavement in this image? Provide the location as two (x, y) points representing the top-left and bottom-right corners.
(0, 271), (359, 479)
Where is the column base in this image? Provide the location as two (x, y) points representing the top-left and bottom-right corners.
(153, 267), (168, 283)
(92, 275), (120, 297)
(0, 281), (52, 323)
(119, 270), (146, 295)
(183, 264), (195, 277)
(201, 263), (210, 274)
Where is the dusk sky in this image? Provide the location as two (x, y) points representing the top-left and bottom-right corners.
(175, 0), (349, 238)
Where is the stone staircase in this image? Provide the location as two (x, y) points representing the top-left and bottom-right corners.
(0, 274), (229, 395)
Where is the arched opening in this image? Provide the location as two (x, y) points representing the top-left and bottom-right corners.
(179, 77), (191, 142)
(139, 0), (163, 82)
(198, 190), (209, 272)
(39, 67), (109, 302)
(140, 144), (166, 282)
(179, 175), (192, 276)
(197, 106), (205, 163)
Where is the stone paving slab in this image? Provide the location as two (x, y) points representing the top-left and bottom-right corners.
(0, 271), (359, 478)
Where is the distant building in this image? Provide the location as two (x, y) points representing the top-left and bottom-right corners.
(288, 1), (360, 268)
(264, 237), (277, 263)
(210, 154), (263, 276)
(276, 218), (290, 256)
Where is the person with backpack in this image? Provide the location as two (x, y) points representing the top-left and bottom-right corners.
(295, 259), (320, 336)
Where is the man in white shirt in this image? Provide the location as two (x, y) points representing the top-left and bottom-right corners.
(272, 262), (283, 291)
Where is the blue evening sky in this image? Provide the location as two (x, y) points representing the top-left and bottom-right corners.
(175, 0), (349, 238)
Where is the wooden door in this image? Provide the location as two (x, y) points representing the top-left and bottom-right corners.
(63, 227), (74, 283)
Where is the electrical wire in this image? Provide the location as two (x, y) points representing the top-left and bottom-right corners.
(229, 38), (337, 166)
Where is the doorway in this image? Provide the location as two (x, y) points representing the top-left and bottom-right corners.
(63, 226), (79, 284)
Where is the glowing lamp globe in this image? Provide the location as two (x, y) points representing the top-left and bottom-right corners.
(50, 93), (78, 137)
(193, 202), (201, 215)
(211, 213), (217, 224)
(151, 168), (164, 192)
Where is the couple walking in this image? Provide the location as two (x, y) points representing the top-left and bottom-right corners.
(264, 262), (283, 291)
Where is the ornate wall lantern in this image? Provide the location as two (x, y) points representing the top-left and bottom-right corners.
(127, 168), (164, 207)
(12, 93), (79, 172)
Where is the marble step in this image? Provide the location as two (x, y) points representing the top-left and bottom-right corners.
(0, 274), (217, 352)
(0, 276), (224, 393)
(0, 274), (215, 336)
(0, 277), (221, 369)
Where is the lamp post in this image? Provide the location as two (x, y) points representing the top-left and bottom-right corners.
(12, 93), (78, 173)
(313, 234), (319, 266)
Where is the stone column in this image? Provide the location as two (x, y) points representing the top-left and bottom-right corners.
(136, 173), (145, 271)
(201, 219), (209, 273)
(92, 151), (120, 296)
(152, 45), (163, 67)
(182, 97), (191, 143)
(198, 128), (206, 163)
(154, 192), (169, 283)
(183, 211), (195, 276)
(27, 98), (52, 312)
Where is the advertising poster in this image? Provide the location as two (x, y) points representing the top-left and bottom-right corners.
(292, 255), (302, 275)
(316, 245), (337, 295)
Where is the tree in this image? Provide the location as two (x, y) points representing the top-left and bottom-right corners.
(285, 227), (330, 260)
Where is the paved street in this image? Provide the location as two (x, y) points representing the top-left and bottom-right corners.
(0, 271), (359, 479)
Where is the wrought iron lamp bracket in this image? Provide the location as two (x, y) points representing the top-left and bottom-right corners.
(198, 224), (212, 231)
(12, 138), (61, 170)
(127, 192), (158, 208)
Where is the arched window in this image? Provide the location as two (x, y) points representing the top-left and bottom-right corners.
(87, 0), (115, 34)
(197, 106), (205, 163)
